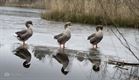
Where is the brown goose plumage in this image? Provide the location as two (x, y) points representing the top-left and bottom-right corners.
(54, 22), (72, 48)
(15, 21), (33, 46)
(87, 25), (103, 48)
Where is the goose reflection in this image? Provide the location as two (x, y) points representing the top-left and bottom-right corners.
(13, 45), (31, 68)
(88, 49), (101, 72)
(53, 48), (69, 75)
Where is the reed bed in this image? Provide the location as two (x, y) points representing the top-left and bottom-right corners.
(42, 0), (139, 27)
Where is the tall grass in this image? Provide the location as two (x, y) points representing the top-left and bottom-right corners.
(42, 0), (139, 27)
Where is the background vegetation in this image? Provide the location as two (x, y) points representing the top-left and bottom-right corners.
(1, 0), (139, 27)
(42, 0), (139, 27)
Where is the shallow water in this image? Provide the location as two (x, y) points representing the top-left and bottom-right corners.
(0, 6), (139, 80)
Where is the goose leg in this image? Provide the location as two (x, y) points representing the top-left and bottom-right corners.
(60, 44), (62, 48)
(96, 44), (98, 48)
(60, 44), (64, 48)
(22, 41), (26, 48)
(93, 45), (97, 49)
(63, 44), (65, 48)
(92, 45), (95, 48)
(22, 41), (25, 47)
(61, 44), (64, 48)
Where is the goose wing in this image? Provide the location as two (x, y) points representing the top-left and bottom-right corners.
(90, 34), (103, 44)
(16, 30), (27, 37)
(54, 30), (71, 44)
(90, 36), (98, 44)
(57, 34), (67, 42)
(54, 33), (64, 39)
(87, 33), (96, 40)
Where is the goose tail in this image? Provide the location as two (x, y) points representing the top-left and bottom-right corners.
(87, 36), (90, 40)
(13, 33), (18, 37)
(54, 35), (58, 39)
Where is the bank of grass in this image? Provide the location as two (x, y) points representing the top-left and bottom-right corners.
(42, 0), (139, 28)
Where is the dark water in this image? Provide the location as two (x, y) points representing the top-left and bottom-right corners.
(0, 6), (139, 80)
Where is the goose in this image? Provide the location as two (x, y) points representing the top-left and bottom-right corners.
(53, 48), (69, 75)
(87, 25), (103, 48)
(13, 46), (31, 68)
(54, 22), (72, 48)
(15, 21), (33, 47)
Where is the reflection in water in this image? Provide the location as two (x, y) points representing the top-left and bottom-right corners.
(76, 48), (102, 72)
(33, 46), (71, 75)
(53, 48), (69, 75)
(32, 46), (139, 79)
(0, 6), (139, 80)
(135, 35), (139, 45)
(88, 49), (101, 72)
(13, 46), (31, 68)
(134, 30), (139, 45)
(0, 7), (41, 17)
(34, 46), (52, 60)
(33, 46), (103, 75)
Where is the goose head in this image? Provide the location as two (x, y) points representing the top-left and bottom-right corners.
(25, 21), (33, 28)
(64, 22), (72, 29)
(23, 60), (31, 68)
(96, 25), (103, 31)
(92, 64), (100, 72)
(61, 66), (69, 75)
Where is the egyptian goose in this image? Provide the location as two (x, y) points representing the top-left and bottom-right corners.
(54, 22), (72, 48)
(87, 25), (103, 48)
(15, 21), (33, 47)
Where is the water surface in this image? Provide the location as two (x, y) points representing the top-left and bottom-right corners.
(0, 6), (139, 80)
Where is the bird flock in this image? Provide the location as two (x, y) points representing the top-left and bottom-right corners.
(15, 21), (103, 49)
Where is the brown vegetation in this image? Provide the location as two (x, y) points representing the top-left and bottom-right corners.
(42, 0), (139, 27)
